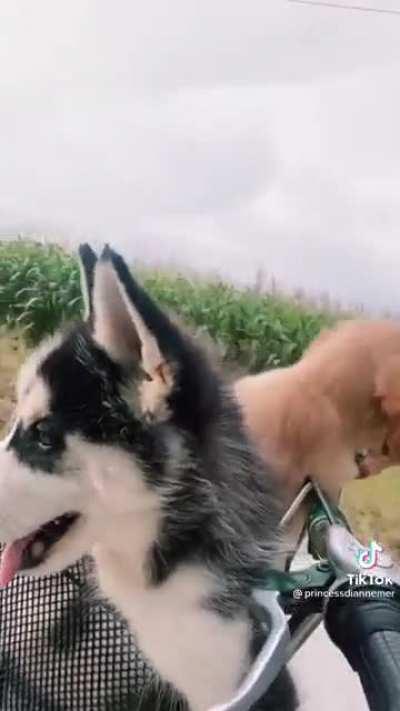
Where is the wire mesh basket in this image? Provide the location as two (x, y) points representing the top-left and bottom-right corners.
(0, 557), (296, 711)
(0, 557), (173, 711)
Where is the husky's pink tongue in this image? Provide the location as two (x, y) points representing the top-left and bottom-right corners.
(0, 536), (34, 588)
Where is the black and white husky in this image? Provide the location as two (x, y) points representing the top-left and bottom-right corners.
(0, 247), (296, 710)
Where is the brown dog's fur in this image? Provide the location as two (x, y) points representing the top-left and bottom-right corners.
(235, 319), (400, 503)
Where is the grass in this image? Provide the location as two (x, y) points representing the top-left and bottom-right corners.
(342, 468), (400, 554)
(0, 239), (399, 552)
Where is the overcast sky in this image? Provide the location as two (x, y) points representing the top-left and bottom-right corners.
(1, 0), (400, 312)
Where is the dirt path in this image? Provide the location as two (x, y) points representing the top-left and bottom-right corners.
(290, 624), (368, 710)
(0, 334), (27, 433)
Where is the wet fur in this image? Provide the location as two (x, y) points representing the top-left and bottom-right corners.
(0, 246), (296, 711)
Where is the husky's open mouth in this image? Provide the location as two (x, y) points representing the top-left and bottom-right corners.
(0, 512), (79, 587)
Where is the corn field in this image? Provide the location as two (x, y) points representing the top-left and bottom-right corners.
(0, 240), (335, 371)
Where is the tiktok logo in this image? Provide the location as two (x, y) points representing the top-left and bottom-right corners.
(357, 540), (384, 570)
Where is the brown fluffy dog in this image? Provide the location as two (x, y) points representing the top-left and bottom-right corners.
(235, 319), (400, 503)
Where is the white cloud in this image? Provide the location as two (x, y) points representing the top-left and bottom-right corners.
(1, 1), (400, 311)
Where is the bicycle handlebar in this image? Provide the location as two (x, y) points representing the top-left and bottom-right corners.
(216, 484), (400, 711)
(358, 630), (400, 711)
(325, 584), (400, 711)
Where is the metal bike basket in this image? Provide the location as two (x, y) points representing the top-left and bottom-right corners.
(0, 556), (170, 711)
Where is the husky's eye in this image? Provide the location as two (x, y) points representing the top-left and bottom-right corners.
(33, 420), (57, 450)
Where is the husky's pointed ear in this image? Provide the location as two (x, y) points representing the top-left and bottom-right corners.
(91, 247), (216, 425)
(91, 247), (180, 417)
(78, 244), (98, 320)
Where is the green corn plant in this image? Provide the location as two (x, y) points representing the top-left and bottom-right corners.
(0, 240), (337, 369)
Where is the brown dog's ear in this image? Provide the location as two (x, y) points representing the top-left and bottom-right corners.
(375, 356), (400, 418)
